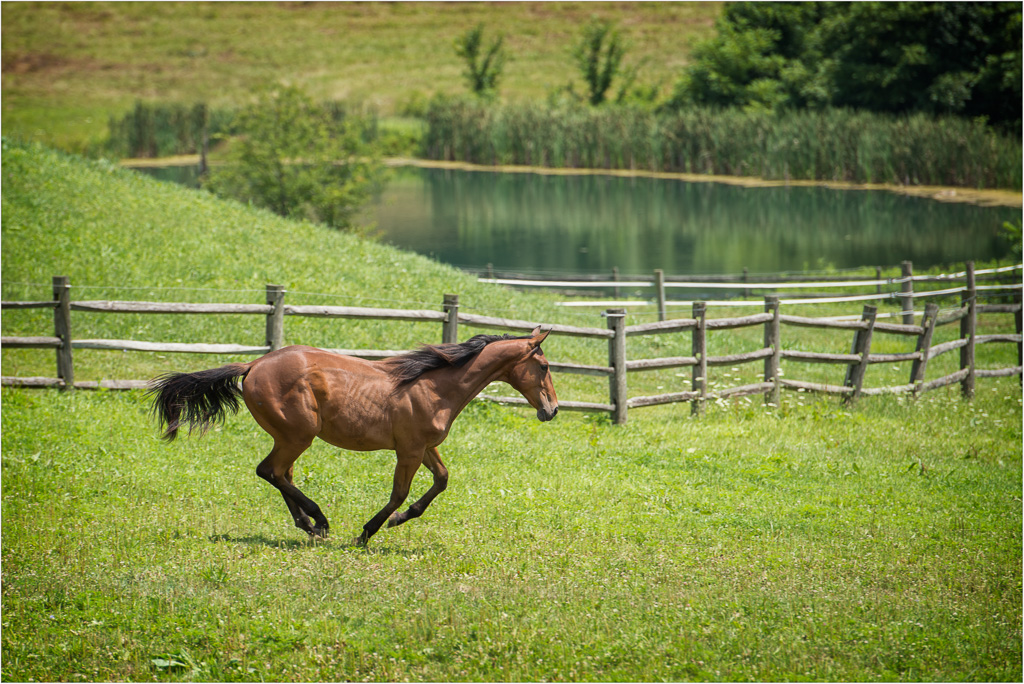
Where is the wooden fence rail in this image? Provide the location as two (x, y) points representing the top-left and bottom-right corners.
(2, 265), (1021, 423)
(485, 261), (1022, 323)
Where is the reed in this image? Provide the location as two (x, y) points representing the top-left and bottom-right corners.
(421, 99), (1023, 189)
(105, 102), (234, 159)
(105, 100), (386, 160)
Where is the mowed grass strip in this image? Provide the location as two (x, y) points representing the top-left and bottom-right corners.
(1, 387), (1020, 682)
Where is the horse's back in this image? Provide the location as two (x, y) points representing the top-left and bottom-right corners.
(247, 345), (382, 376)
(243, 345), (398, 450)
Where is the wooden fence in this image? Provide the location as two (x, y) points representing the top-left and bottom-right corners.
(2, 263), (1021, 423)
(478, 261), (1022, 324)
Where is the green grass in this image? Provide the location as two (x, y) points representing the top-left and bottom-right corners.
(2, 141), (1021, 681)
(1, 2), (721, 153)
(2, 387), (1020, 681)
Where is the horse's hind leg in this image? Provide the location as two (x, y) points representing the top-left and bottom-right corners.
(387, 446), (448, 530)
(256, 439), (330, 537)
(280, 464), (315, 534)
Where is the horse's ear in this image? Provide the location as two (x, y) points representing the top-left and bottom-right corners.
(529, 329), (550, 348)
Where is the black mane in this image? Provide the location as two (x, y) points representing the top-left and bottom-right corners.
(386, 333), (529, 386)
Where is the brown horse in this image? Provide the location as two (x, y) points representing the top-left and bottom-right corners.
(148, 329), (557, 546)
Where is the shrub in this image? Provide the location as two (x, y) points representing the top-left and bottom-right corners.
(572, 19), (628, 106)
(203, 86), (385, 231)
(454, 24), (508, 100)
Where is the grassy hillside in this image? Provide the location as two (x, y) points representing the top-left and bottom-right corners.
(1, 142), (1021, 682)
(2, 139), (1020, 397)
(0, 140), (590, 382)
(1, 2), (721, 152)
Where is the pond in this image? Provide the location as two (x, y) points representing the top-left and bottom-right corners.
(136, 163), (1020, 277)
(372, 166), (1020, 276)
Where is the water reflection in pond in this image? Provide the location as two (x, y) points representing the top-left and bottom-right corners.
(371, 166), (1019, 275)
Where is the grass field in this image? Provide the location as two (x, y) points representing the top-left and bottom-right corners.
(1, 2), (721, 152)
(2, 140), (1022, 681)
(2, 385), (1021, 682)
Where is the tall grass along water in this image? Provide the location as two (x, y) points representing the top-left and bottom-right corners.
(422, 100), (1023, 190)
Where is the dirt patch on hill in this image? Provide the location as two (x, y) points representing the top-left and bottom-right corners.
(2, 51), (109, 75)
(2, 52), (70, 74)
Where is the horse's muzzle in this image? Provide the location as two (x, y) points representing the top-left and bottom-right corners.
(537, 406), (559, 422)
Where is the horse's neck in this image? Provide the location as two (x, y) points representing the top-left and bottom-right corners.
(434, 340), (522, 408)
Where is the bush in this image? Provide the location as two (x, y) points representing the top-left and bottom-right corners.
(571, 18), (629, 106)
(453, 24), (508, 99)
(203, 86), (385, 231)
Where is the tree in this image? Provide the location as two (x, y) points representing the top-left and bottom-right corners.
(668, 2), (1022, 129)
(204, 86), (384, 231)
(668, 2), (831, 111)
(572, 19), (629, 106)
(820, 2), (1021, 124)
(454, 24), (508, 99)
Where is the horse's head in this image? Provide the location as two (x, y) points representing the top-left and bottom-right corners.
(505, 328), (559, 422)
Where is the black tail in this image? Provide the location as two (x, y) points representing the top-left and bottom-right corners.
(147, 363), (250, 441)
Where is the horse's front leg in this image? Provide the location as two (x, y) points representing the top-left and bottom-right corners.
(387, 446), (448, 530)
(354, 448), (424, 546)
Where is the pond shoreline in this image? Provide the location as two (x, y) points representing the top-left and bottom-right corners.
(120, 155), (1023, 208)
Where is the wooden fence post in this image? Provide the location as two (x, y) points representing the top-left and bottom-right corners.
(53, 275), (74, 391)
(691, 302), (707, 416)
(1016, 292), (1022, 386)
(763, 295), (781, 407)
(654, 269), (666, 322)
(842, 304), (877, 405)
(265, 284), (286, 352)
(442, 294), (459, 344)
(742, 267), (750, 298)
(875, 266), (882, 295)
(960, 261), (976, 399)
(198, 102), (209, 177)
(909, 302), (939, 396)
(606, 309), (628, 424)
(900, 260), (914, 325)
(612, 267), (620, 300)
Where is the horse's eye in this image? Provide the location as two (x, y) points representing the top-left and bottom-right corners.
(540, 363), (549, 373)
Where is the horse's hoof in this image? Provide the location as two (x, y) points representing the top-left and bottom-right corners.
(349, 536), (368, 548)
